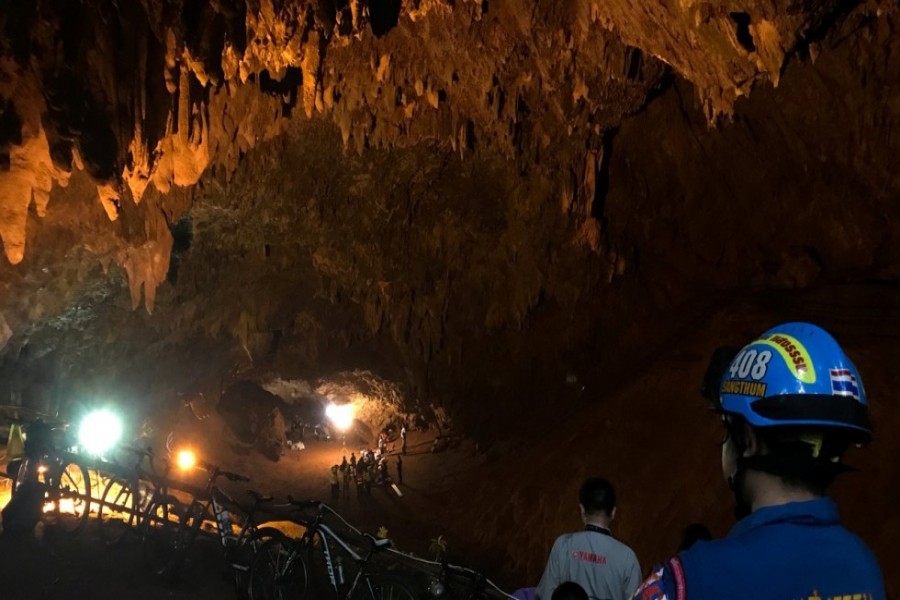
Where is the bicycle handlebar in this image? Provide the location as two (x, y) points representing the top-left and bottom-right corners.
(198, 460), (250, 483)
(247, 489), (274, 504)
(121, 444), (155, 458)
(364, 532), (392, 549)
(287, 495), (322, 510)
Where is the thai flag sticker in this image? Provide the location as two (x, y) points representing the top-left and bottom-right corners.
(830, 368), (861, 400)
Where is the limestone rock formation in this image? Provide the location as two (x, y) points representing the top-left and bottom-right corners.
(0, 0), (899, 594)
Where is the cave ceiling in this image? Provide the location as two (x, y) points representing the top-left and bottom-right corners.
(0, 0), (898, 427)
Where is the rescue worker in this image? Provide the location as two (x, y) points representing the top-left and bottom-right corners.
(329, 465), (340, 501)
(4, 422), (26, 493)
(362, 466), (372, 494)
(342, 465), (351, 500)
(536, 477), (641, 600)
(379, 457), (389, 484)
(2, 419), (53, 534)
(633, 322), (885, 599)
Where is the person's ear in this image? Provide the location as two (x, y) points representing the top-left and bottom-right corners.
(742, 423), (760, 457)
(579, 503), (586, 521)
(611, 506), (617, 521)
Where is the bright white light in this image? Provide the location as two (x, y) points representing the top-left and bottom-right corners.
(78, 410), (123, 456)
(325, 402), (355, 432)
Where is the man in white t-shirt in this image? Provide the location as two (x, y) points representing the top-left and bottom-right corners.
(536, 477), (641, 600)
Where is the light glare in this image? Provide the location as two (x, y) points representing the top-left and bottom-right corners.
(176, 449), (196, 470)
(325, 402), (355, 431)
(78, 410), (123, 456)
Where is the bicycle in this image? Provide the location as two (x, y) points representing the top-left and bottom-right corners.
(131, 452), (191, 579)
(11, 419), (92, 536)
(95, 444), (166, 547)
(248, 498), (419, 600)
(95, 441), (199, 580)
(174, 462), (288, 595)
(426, 558), (500, 600)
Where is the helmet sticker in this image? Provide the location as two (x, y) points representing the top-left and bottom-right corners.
(727, 349), (773, 381)
(830, 368), (861, 400)
(721, 380), (767, 397)
(756, 333), (817, 384)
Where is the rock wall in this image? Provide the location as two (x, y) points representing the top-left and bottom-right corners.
(0, 0), (883, 306)
(1, 0), (898, 455)
(0, 1), (897, 594)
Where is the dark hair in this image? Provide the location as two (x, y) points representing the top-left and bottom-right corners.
(579, 477), (616, 516)
(724, 416), (850, 495)
(678, 523), (712, 552)
(552, 581), (589, 600)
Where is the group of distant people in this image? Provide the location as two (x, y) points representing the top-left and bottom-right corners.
(328, 428), (408, 501)
(521, 323), (885, 600)
(285, 417), (335, 451)
(377, 423), (408, 456)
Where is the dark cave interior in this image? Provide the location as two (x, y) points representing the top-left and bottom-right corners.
(0, 0), (899, 597)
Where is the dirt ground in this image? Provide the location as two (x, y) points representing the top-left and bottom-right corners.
(0, 414), (499, 600)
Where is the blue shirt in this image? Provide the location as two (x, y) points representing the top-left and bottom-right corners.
(633, 498), (885, 600)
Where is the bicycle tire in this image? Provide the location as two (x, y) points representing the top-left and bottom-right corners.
(248, 536), (310, 600)
(167, 499), (206, 577)
(50, 460), (91, 536)
(139, 495), (184, 580)
(348, 574), (419, 600)
(98, 476), (138, 547)
(13, 456), (45, 493)
(233, 526), (286, 599)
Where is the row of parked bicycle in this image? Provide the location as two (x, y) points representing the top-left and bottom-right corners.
(1, 417), (508, 599)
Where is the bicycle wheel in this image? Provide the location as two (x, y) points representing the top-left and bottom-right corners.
(248, 537), (309, 600)
(49, 460), (91, 535)
(140, 495), (184, 579)
(232, 526), (286, 598)
(98, 477), (138, 547)
(13, 456), (44, 492)
(349, 574), (419, 600)
(170, 500), (205, 573)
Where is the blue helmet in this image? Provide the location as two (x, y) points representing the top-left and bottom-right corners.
(717, 322), (871, 442)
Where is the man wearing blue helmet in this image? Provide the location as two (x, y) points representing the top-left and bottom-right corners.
(632, 323), (885, 600)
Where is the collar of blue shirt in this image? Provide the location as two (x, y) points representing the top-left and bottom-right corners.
(729, 497), (841, 539)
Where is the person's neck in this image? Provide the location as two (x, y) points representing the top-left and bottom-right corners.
(746, 471), (821, 512)
(584, 516), (611, 530)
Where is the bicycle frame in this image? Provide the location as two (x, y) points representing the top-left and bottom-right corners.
(290, 509), (383, 599)
(319, 523), (366, 593)
(198, 487), (257, 550)
(133, 459), (178, 529)
(95, 445), (186, 552)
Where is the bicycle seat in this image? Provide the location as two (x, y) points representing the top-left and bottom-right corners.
(364, 533), (392, 549)
(247, 489), (274, 503)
